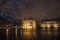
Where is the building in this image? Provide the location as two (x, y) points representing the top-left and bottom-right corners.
(40, 18), (60, 30)
(21, 18), (36, 31)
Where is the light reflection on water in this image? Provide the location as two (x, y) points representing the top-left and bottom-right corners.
(20, 30), (36, 40)
(40, 31), (58, 39)
(41, 31), (58, 37)
(0, 28), (60, 40)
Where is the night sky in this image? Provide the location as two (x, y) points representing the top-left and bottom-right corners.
(0, 0), (60, 20)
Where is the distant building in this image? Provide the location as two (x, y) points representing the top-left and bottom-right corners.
(21, 18), (36, 31)
(40, 18), (60, 30)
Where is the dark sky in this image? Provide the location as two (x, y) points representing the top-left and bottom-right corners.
(0, 0), (60, 20)
(22, 0), (60, 19)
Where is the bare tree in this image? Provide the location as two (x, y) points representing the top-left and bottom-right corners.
(0, 0), (33, 19)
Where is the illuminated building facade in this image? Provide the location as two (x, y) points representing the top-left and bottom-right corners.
(21, 18), (36, 31)
(40, 21), (60, 30)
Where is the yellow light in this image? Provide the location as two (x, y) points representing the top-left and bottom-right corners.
(22, 26), (32, 29)
(23, 31), (31, 36)
(41, 24), (46, 27)
(47, 24), (51, 29)
(21, 31), (36, 39)
(53, 23), (58, 30)
(41, 23), (46, 30)
(53, 23), (58, 27)
(22, 20), (36, 30)
(41, 23), (51, 30)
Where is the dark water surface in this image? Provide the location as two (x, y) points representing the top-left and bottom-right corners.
(0, 29), (60, 40)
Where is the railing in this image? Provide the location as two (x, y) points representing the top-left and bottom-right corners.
(0, 26), (20, 40)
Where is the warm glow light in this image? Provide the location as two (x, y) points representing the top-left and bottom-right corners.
(53, 23), (58, 27)
(22, 26), (32, 29)
(47, 24), (51, 30)
(41, 24), (46, 27)
(47, 24), (51, 28)
(41, 23), (47, 30)
(41, 21), (59, 30)
(53, 23), (58, 30)
(22, 20), (36, 30)
(21, 31), (36, 39)
(41, 23), (51, 30)
(23, 31), (31, 37)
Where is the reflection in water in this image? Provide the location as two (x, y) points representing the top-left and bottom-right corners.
(39, 31), (58, 40)
(0, 27), (59, 40)
(41, 31), (58, 37)
(15, 28), (19, 40)
(20, 30), (36, 40)
(18, 28), (59, 40)
(6, 28), (9, 40)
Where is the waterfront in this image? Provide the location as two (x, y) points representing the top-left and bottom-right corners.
(0, 27), (60, 40)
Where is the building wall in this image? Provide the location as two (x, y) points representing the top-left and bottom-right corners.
(21, 20), (36, 30)
(40, 21), (59, 30)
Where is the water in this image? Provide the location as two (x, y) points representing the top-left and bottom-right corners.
(0, 28), (60, 40)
